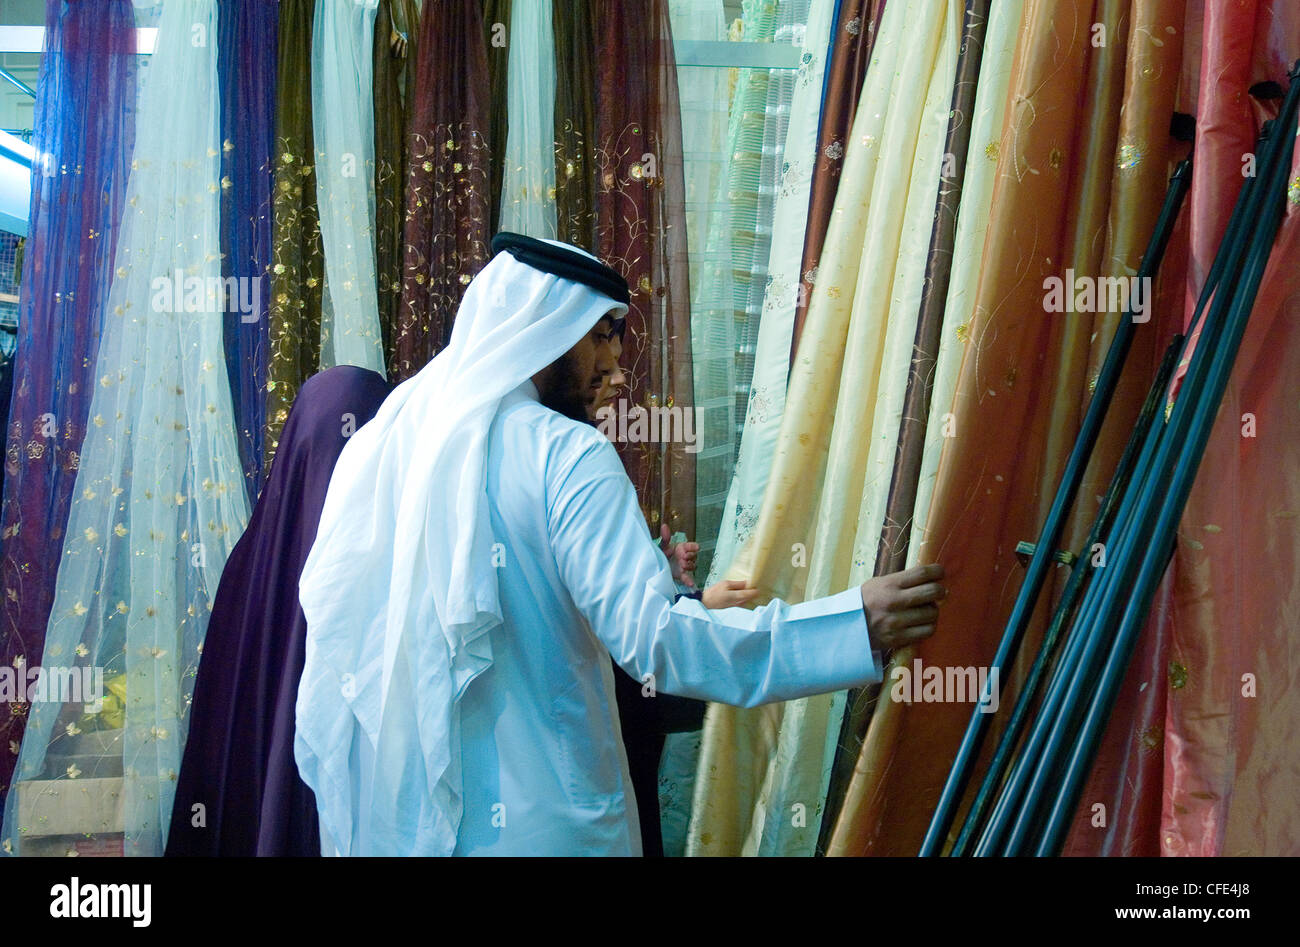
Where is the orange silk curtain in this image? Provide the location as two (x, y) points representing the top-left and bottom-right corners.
(827, 0), (1191, 856)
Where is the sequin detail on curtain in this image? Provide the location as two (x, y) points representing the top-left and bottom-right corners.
(374, 0), (420, 368)
(0, 0), (137, 810)
(217, 0), (278, 498)
(265, 0), (325, 465)
(393, 0), (492, 381)
(554, 0), (597, 249)
(593, 0), (695, 541)
(1, 0), (250, 858)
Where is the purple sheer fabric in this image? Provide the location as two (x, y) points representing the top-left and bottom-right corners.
(0, 0), (137, 806)
(218, 0), (278, 498)
(166, 366), (391, 856)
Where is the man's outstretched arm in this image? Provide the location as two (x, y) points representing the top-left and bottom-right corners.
(546, 431), (944, 707)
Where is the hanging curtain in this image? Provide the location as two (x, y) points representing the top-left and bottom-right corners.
(656, 0), (732, 857)
(709, 0), (834, 589)
(499, 0), (558, 237)
(790, 0), (886, 360)
(1058, 1), (1300, 857)
(688, 0), (779, 583)
(660, 0), (834, 858)
(1159, 8), (1299, 854)
(392, 0), (492, 381)
(820, 0), (995, 841)
(218, 0), (278, 498)
(730, 0), (806, 414)
(484, 0), (511, 236)
(818, 0), (1025, 833)
(553, 0), (597, 248)
(0, 0), (137, 811)
(374, 0), (421, 369)
(825, 0), (1191, 856)
(312, 0), (386, 373)
(1058, 2), (1190, 858)
(1, 0), (251, 858)
(265, 0), (326, 464)
(592, 0), (696, 540)
(688, 0), (959, 857)
(670, 0), (730, 290)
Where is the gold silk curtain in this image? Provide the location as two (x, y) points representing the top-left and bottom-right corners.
(265, 0), (325, 462)
(687, 0), (960, 857)
(826, 0), (1191, 856)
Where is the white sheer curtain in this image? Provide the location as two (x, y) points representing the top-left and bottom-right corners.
(685, 0), (778, 583)
(707, 0), (826, 584)
(657, 0), (733, 857)
(2, 0), (250, 857)
(313, 0), (387, 373)
(499, 0), (558, 238)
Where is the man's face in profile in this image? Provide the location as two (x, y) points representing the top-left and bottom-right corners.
(588, 329), (626, 423)
(537, 312), (623, 424)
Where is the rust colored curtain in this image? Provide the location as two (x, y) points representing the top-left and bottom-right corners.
(1052, 0), (1191, 856)
(789, 0), (886, 360)
(592, 0), (695, 538)
(393, 0), (492, 381)
(1064, 0), (1300, 856)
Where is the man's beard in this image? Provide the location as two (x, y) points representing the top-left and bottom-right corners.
(538, 350), (594, 424)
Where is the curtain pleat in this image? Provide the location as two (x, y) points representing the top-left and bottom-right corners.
(0, 0), (137, 810)
(265, 0), (325, 463)
(393, 0), (492, 381)
(688, 0), (959, 857)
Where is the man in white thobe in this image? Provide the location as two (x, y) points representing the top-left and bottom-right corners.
(295, 234), (945, 856)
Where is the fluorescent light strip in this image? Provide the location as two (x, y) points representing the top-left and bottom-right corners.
(0, 25), (157, 54)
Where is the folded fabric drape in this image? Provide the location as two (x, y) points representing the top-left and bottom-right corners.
(218, 0), (278, 498)
(2, 0), (250, 858)
(1054, 0), (1189, 856)
(679, 0), (836, 854)
(592, 0), (695, 540)
(0, 0), (137, 811)
(708, 0), (833, 589)
(484, 0), (511, 236)
(553, 0), (598, 249)
(656, 0), (732, 855)
(265, 0), (326, 464)
(790, 0), (887, 361)
(374, 0), (421, 369)
(393, 0), (492, 381)
(689, 0), (781, 584)
(500, 0), (558, 238)
(826, 0), (1189, 856)
(312, 0), (387, 374)
(821, 0), (995, 846)
(688, 0), (959, 857)
(1096, 1), (1300, 857)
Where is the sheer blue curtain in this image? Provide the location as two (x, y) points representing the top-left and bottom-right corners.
(0, 0), (138, 814)
(218, 0), (278, 497)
